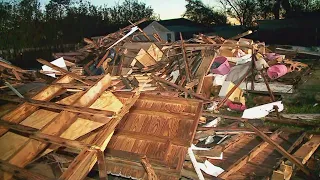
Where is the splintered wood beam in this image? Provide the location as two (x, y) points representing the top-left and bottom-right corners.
(96, 50), (110, 68)
(11, 69), (22, 80)
(151, 75), (209, 101)
(180, 32), (192, 82)
(0, 61), (27, 73)
(37, 58), (94, 85)
(129, 20), (151, 41)
(96, 150), (108, 180)
(3, 74), (112, 180)
(0, 75), (73, 137)
(141, 156), (159, 180)
(0, 95), (115, 118)
(292, 135), (320, 164)
(244, 121), (311, 176)
(0, 160), (53, 180)
(230, 30), (253, 40)
(0, 120), (91, 150)
(219, 130), (282, 179)
(59, 91), (141, 180)
(271, 132), (307, 178)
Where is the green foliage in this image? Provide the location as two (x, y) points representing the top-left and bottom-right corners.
(218, 0), (320, 27)
(0, 0), (155, 50)
(183, 0), (227, 25)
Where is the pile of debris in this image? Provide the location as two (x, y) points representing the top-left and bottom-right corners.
(0, 19), (319, 180)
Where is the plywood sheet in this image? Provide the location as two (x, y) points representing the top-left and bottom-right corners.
(105, 93), (202, 179)
(135, 49), (157, 67)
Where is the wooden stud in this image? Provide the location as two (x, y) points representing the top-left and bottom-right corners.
(141, 156), (159, 180)
(0, 95), (115, 118)
(244, 121), (311, 176)
(292, 135), (320, 164)
(180, 32), (192, 82)
(58, 91), (140, 180)
(0, 61), (27, 73)
(220, 130), (282, 179)
(11, 69), (22, 81)
(0, 119), (92, 150)
(3, 74), (112, 180)
(96, 150), (108, 180)
(96, 50), (110, 68)
(151, 75), (210, 101)
(0, 75), (73, 137)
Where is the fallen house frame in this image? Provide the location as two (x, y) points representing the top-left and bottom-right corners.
(0, 18), (319, 180)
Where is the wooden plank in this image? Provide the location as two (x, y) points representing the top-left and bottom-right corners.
(219, 130), (282, 179)
(38, 91), (123, 157)
(245, 122), (311, 176)
(96, 50), (110, 68)
(199, 75), (213, 99)
(135, 49), (157, 67)
(0, 109), (59, 160)
(96, 150), (108, 180)
(3, 74), (112, 180)
(273, 132), (307, 169)
(0, 95), (115, 118)
(141, 156), (159, 180)
(180, 32), (191, 82)
(151, 75), (210, 101)
(271, 133), (307, 180)
(37, 58), (94, 85)
(11, 69), (22, 80)
(0, 160), (52, 180)
(0, 120), (91, 150)
(0, 61), (27, 73)
(58, 92), (140, 180)
(240, 82), (293, 94)
(0, 75), (73, 137)
(292, 135), (320, 164)
(195, 54), (215, 78)
(113, 130), (189, 147)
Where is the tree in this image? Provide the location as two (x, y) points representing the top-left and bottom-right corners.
(0, 0), (157, 50)
(219, 0), (259, 27)
(183, 0), (227, 25)
(108, 0), (154, 25)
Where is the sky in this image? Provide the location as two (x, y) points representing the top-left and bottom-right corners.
(37, 0), (220, 20)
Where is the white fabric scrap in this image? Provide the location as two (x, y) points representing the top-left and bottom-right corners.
(205, 135), (215, 145)
(206, 101), (219, 111)
(42, 57), (67, 77)
(236, 54), (252, 65)
(203, 117), (221, 127)
(169, 70), (179, 83)
(212, 74), (227, 86)
(242, 101), (284, 119)
(198, 160), (224, 177)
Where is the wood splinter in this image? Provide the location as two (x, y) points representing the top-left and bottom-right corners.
(141, 156), (159, 180)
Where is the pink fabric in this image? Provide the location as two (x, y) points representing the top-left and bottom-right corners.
(211, 56), (231, 75)
(267, 64), (288, 79)
(226, 100), (246, 111)
(265, 53), (281, 61)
